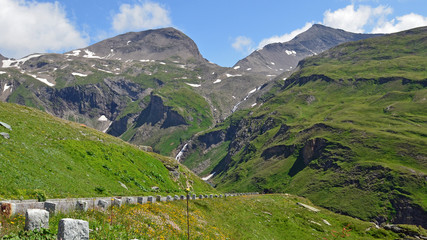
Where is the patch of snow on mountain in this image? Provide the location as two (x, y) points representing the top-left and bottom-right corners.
(226, 73), (242, 78)
(102, 122), (113, 133)
(251, 103), (257, 107)
(197, 76), (202, 79)
(65, 50), (81, 57)
(2, 54), (42, 68)
(175, 143), (188, 161)
(202, 172), (215, 181)
(173, 61), (180, 63)
(285, 50), (297, 56)
(159, 62), (166, 65)
(127, 41), (131, 45)
(271, 62), (275, 65)
(3, 84), (11, 92)
(213, 79), (221, 84)
(212, 72), (215, 75)
(30, 75), (54, 87)
(140, 59), (151, 62)
(267, 75), (276, 77)
(83, 49), (101, 59)
(0, 71), (6, 74)
(186, 83), (201, 87)
(233, 66), (240, 70)
(246, 68), (252, 71)
(283, 77), (287, 81)
(248, 88), (257, 94)
(110, 49), (114, 52)
(98, 115), (108, 121)
(97, 68), (113, 74)
(72, 72), (88, 77)
(232, 96), (236, 99)
(179, 65), (186, 69)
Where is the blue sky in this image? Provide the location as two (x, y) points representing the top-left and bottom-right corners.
(0, 0), (426, 67)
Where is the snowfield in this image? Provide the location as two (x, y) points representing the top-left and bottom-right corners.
(186, 83), (201, 87)
(72, 72), (88, 77)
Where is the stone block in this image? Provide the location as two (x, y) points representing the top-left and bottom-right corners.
(166, 195), (173, 201)
(180, 195), (186, 200)
(174, 195), (180, 201)
(137, 197), (148, 204)
(192, 194), (196, 200)
(57, 218), (89, 240)
(44, 202), (57, 214)
(25, 209), (49, 231)
(156, 195), (162, 201)
(147, 196), (156, 203)
(76, 201), (88, 211)
(97, 200), (109, 209)
(209, 194), (213, 199)
(112, 198), (122, 207)
(124, 197), (136, 205)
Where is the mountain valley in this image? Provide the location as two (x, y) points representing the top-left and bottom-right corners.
(1, 23), (426, 237)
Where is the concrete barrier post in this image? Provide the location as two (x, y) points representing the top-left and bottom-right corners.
(76, 200), (88, 211)
(137, 197), (148, 204)
(57, 218), (89, 240)
(25, 209), (49, 231)
(44, 202), (57, 214)
(147, 196), (156, 203)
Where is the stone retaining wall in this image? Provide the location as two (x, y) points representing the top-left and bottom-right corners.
(1, 193), (259, 216)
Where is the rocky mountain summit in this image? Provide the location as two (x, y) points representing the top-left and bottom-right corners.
(234, 24), (382, 76)
(67, 27), (207, 63)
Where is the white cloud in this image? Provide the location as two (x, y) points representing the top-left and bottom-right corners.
(323, 4), (392, 33)
(372, 13), (427, 33)
(232, 36), (254, 54)
(257, 22), (314, 49)
(0, 0), (89, 59)
(112, 1), (171, 33)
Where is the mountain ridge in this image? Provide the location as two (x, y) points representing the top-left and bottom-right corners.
(234, 24), (382, 76)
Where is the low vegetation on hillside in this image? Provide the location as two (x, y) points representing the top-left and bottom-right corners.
(3, 194), (423, 239)
(0, 102), (213, 200)
(183, 27), (427, 227)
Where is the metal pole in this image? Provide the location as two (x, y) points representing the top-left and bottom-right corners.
(187, 193), (190, 240)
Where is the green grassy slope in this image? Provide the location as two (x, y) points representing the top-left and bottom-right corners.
(0, 102), (213, 200)
(184, 27), (427, 226)
(4, 194), (423, 239)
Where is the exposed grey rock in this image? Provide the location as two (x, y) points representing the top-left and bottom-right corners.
(25, 209), (49, 231)
(0, 132), (10, 139)
(57, 218), (89, 240)
(0, 121), (12, 130)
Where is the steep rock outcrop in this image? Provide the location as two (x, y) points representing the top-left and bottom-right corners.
(135, 94), (187, 128)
